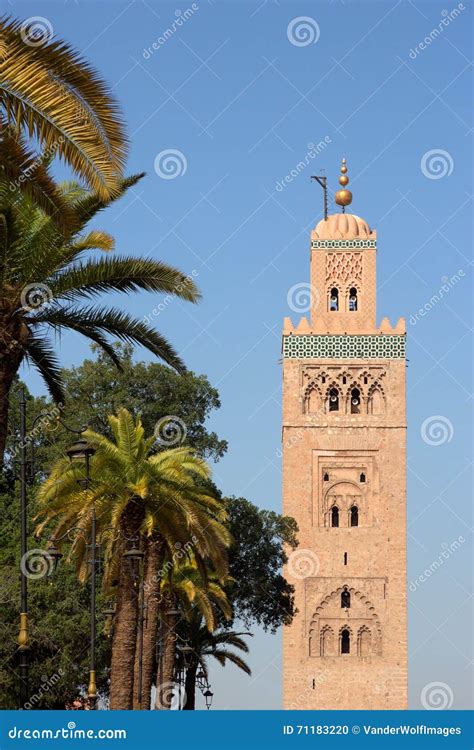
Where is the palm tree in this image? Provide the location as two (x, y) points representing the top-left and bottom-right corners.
(152, 558), (231, 711)
(36, 409), (230, 710)
(178, 612), (252, 710)
(0, 172), (200, 461)
(0, 15), (127, 200)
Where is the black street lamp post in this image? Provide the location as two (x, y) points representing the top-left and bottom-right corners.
(17, 388), (29, 709)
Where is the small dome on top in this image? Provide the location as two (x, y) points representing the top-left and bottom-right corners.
(312, 213), (374, 240)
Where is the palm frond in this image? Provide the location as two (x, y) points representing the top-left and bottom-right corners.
(24, 333), (64, 403)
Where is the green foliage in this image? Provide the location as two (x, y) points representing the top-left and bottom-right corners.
(224, 497), (298, 633)
(0, 487), (111, 709)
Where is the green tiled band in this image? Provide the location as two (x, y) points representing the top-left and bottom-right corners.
(311, 240), (377, 249)
(282, 334), (405, 359)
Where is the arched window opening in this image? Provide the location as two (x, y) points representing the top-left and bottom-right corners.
(323, 472), (329, 482)
(321, 376), (326, 384)
(341, 629), (350, 654)
(363, 376), (368, 385)
(331, 506), (339, 528)
(329, 287), (339, 312)
(341, 588), (351, 608)
(344, 552), (348, 566)
(350, 506), (359, 527)
(350, 388), (361, 414)
(328, 388), (339, 412)
(342, 376), (347, 385)
(360, 472), (366, 483)
(349, 287), (358, 311)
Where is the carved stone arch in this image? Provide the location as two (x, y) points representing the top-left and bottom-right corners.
(303, 382), (322, 415)
(327, 283), (341, 312)
(320, 625), (335, 657)
(325, 381), (341, 413)
(345, 380), (364, 414)
(337, 369), (351, 385)
(345, 281), (360, 312)
(357, 625), (372, 657)
(367, 381), (386, 416)
(309, 587), (382, 644)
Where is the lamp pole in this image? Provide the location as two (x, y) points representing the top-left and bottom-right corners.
(17, 388), (29, 709)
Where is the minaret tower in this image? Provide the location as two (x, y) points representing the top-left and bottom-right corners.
(282, 160), (407, 710)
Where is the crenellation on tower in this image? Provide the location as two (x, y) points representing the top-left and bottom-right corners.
(282, 159), (407, 710)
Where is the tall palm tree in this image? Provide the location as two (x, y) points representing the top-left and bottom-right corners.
(0, 172), (199, 461)
(0, 15), (127, 200)
(178, 613), (252, 710)
(36, 409), (230, 710)
(152, 558), (231, 711)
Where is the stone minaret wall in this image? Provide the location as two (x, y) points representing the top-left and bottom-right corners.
(282, 219), (407, 710)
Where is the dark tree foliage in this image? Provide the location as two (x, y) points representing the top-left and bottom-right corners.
(0, 485), (110, 709)
(224, 497), (298, 633)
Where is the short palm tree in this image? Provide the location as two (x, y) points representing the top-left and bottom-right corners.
(0, 15), (127, 200)
(153, 559), (232, 711)
(0, 173), (199, 462)
(179, 612), (252, 710)
(36, 409), (230, 710)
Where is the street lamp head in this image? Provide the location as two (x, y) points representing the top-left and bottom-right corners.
(177, 643), (194, 669)
(46, 543), (63, 573)
(66, 437), (96, 462)
(122, 546), (144, 577)
(203, 687), (214, 710)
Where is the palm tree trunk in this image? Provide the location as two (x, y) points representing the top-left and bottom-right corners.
(154, 594), (178, 710)
(183, 662), (197, 710)
(132, 534), (164, 710)
(0, 338), (24, 464)
(109, 501), (144, 710)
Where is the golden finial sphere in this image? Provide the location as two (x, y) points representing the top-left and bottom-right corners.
(335, 189), (353, 207)
(340, 165), (348, 174)
(339, 175), (349, 186)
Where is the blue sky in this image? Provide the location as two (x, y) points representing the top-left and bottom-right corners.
(12, 0), (472, 709)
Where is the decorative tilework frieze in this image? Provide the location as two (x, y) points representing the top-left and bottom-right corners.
(283, 334), (405, 359)
(312, 240), (376, 250)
